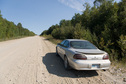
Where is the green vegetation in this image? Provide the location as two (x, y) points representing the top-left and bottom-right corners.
(41, 0), (126, 63)
(0, 11), (35, 41)
(42, 35), (62, 44)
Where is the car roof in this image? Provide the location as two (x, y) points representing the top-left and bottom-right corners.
(65, 39), (88, 42)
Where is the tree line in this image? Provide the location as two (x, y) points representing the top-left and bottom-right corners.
(40, 0), (126, 62)
(0, 11), (35, 40)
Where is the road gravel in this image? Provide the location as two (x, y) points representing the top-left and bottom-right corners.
(0, 36), (125, 84)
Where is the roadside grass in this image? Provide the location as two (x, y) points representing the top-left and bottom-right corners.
(42, 35), (62, 44)
(0, 36), (32, 42)
(111, 60), (126, 73)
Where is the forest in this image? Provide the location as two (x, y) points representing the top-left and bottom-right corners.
(40, 0), (126, 63)
(0, 11), (35, 41)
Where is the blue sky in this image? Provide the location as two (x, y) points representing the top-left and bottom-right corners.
(0, 0), (121, 35)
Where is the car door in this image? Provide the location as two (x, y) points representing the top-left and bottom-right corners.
(57, 40), (66, 58)
(60, 40), (69, 59)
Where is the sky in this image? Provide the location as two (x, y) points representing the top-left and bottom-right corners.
(0, 0), (121, 35)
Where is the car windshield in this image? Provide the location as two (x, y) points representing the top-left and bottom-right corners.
(70, 41), (97, 49)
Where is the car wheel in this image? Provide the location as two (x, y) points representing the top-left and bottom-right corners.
(56, 48), (59, 56)
(103, 69), (106, 71)
(64, 56), (71, 70)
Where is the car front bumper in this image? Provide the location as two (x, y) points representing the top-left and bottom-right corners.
(69, 59), (111, 70)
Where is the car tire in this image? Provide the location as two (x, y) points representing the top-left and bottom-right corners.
(64, 56), (71, 70)
(103, 69), (106, 71)
(56, 48), (59, 56)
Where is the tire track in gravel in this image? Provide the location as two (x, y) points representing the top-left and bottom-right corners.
(12, 37), (40, 84)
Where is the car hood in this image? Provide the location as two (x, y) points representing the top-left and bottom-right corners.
(70, 49), (106, 54)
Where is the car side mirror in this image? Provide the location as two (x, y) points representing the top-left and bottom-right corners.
(57, 43), (61, 45)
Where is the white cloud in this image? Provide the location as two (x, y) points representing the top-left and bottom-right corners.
(58, 0), (84, 11)
(58, 0), (94, 11)
(58, 0), (122, 11)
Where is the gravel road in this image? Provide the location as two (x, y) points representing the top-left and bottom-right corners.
(0, 36), (125, 84)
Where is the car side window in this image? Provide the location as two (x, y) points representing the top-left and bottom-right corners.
(60, 40), (66, 45)
(63, 40), (69, 48)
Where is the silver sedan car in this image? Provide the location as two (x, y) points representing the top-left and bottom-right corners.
(56, 39), (111, 70)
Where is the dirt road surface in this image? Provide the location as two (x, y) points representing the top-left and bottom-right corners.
(0, 36), (125, 84)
